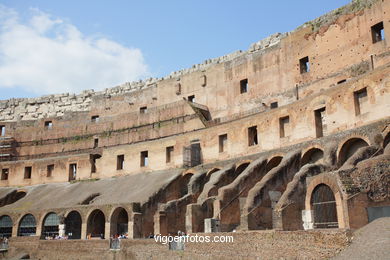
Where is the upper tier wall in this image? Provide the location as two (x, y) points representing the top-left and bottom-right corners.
(0, 0), (386, 122)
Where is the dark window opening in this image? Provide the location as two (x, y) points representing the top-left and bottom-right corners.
(270, 102), (278, 109)
(0, 126), (5, 137)
(140, 106), (147, 114)
(94, 138), (99, 148)
(117, 154), (124, 170)
(1, 169), (9, 180)
(175, 82), (181, 95)
(183, 142), (202, 167)
(314, 107), (326, 138)
(69, 163), (77, 181)
(337, 79), (347, 84)
(279, 116), (290, 138)
(299, 56), (310, 73)
(166, 146), (174, 163)
(140, 151), (148, 167)
(44, 121), (53, 130)
(371, 22), (384, 43)
(248, 126), (258, 146)
(90, 154), (101, 173)
(201, 75), (207, 87)
(219, 134), (228, 153)
(47, 164), (54, 177)
(80, 193), (100, 205)
(91, 115), (100, 123)
(240, 79), (248, 94)
(24, 166), (32, 179)
(188, 95), (195, 102)
(354, 87), (368, 116)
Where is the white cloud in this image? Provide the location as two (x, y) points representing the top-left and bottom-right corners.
(0, 5), (149, 95)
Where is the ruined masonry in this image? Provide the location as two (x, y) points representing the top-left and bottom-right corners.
(0, 0), (389, 259)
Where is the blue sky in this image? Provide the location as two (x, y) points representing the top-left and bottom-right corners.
(0, 0), (350, 100)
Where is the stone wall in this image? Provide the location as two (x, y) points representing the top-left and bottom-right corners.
(2, 230), (351, 260)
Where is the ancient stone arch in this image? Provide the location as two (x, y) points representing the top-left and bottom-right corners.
(17, 213), (37, 237)
(206, 168), (220, 177)
(337, 137), (369, 166)
(41, 212), (60, 238)
(300, 147), (324, 167)
(0, 215), (13, 238)
(64, 210), (82, 239)
(305, 174), (348, 229)
(266, 155), (283, 172)
(86, 209), (106, 239)
(109, 207), (129, 237)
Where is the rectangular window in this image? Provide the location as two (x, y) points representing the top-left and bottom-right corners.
(166, 146), (174, 163)
(44, 121), (53, 130)
(240, 79), (248, 94)
(0, 125), (5, 136)
(1, 168), (9, 181)
(299, 56), (310, 73)
(279, 116), (290, 138)
(91, 115), (100, 123)
(314, 107), (326, 138)
(94, 138), (99, 148)
(270, 102), (278, 109)
(248, 126), (258, 146)
(69, 163), (77, 181)
(219, 134), (228, 153)
(371, 22), (384, 43)
(117, 154), (125, 170)
(47, 164), (54, 177)
(140, 106), (147, 114)
(140, 151), (148, 167)
(24, 166), (32, 179)
(188, 95), (195, 103)
(354, 87), (368, 116)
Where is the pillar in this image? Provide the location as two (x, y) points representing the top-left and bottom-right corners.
(81, 222), (87, 239)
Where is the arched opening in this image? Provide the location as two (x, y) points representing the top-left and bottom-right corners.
(110, 207), (128, 237)
(384, 132), (390, 149)
(338, 138), (369, 166)
(301, 148), (324, 167)
(0, 190), (26, 207)
(87, 209), (105, 239)
(235, 162), (250, 175)
(0, 215), (13, 238)
(42, 212), (59, 238)
(266, 156), (283, 172)
(310, 184), (338, 228)
(64, 211), (82, 239)
(206, 168), (220, 177)
(18, 214), (36, 236)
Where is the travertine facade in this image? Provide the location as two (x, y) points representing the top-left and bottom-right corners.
(0, 0), (389, 258)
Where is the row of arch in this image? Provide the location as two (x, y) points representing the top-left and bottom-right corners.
(0, 207), (129, 239)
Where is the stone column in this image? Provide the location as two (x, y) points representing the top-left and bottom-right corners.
(302, 210), (314, 230)
(204, 218), (220, 233)
(12, 224), (18, 237)
(81, 222), (87, 239)
(104, 222), (110, 239)
(185, 204), (202, 233)
(154, 211), (167, 236)
(128, 212), (142, 239)
(269, 190), (282, 230)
